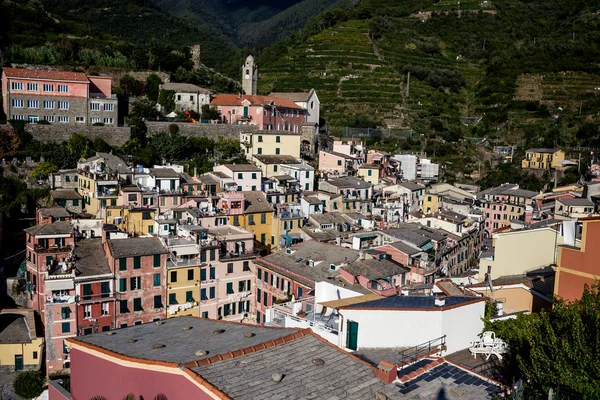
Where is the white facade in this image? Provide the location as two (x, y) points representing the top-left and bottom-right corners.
(213, 165), (262, 192)
(394, 154), (440, 182)
(280, 163), (315, 192)
(338, 299), (485, 354)
(420, 158), (440, 180)
(160, 83), (211, 114)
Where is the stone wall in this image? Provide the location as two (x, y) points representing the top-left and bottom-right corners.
(21, 124), (131, 146)
(145, 121), (258, 140)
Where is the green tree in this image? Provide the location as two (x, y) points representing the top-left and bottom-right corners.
(485, 281), (600, 398)
(201, 105), (221, 121)
(145, 73), (163, 103)
(0, 127), (21, 157)
(13, 371), (44, 399)
(29, 161), (58, 180)
(157, 90), (176, 114)
(131, 96), (159, 119)
(149, 132), (187, 162)
(119, 74), (143, 97)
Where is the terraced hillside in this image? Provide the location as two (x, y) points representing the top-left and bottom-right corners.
(259, 17), (485, 128)
(259, 20), (405, 126)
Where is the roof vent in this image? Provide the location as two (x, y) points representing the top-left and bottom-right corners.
(214, 329), (225, 335)
(105, 331), (115, 336)
(153, 343), (165, 349)
(271, 373), (284, 383)
(195, 350), (208, 356)
(183, 325), (192, 331)
(155, 321), (164, 326)
(127, 338), (137, 343)
(177, 363), (185, 371)
(244, 332), (255, 338)
(435, 298), (446, 307)
(375, 392), (388, 400)
(312, 358), (325, 366)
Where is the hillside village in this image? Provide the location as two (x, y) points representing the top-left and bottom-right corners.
(0, 54), (599, 400)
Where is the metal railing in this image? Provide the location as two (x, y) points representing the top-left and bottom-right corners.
(397, 335), (446, 367)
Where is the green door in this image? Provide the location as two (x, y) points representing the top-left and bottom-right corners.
(243, 106), (249, 117)
(14, 355), (23, 371)
(346, 320), (359, 350)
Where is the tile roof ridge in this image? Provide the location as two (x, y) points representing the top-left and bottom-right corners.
(184, 327), (313, 368)
(183, 369), (232, 399)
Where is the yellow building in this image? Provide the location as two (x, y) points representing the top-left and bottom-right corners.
(105, 206), (156, 235)
(0, 309), (44, 371)
(423, 193), (443, 214)
(253, 154), (299, 178)
(241, 131), (301, 160)
(271, 204), (304, 251)
(77, 171), (120, 216)
(357, 164), (381, 185)
(521, 148), (567, 170)
(227, 191), (275, 252)
(164, 238), (204, 318)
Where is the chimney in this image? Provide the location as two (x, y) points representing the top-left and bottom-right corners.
(375, 360), (398, 384)
(359, 251), (365, 260)
(434, 298), (446, 307)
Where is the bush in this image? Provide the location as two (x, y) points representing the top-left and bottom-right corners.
(36, 120), (51, 125)
(168, 124), (179, 134)
(92, 122), (105, 127)
(13, 371), (44, 399)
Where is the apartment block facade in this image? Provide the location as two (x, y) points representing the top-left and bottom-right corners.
(1, 68), (117, 124)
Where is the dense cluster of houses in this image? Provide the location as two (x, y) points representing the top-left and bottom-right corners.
(2, 63), (600, 400)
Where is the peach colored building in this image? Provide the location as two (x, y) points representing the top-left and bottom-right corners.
(210, 94), (306, 132)
(318, 150), (356, 174)
(555, 217), (600, 301)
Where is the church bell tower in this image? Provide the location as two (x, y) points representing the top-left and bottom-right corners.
(242, 55), (257, 95)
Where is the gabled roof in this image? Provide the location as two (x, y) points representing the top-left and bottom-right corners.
(25, 221), (73, 236)
(51, 189), (82, 200)
(344, 258), (411, 280)
(326, 176), (372, 189)
(211, 94), (304, 109)
(398, 181), (426, 191)
(253, 154), (298, 164)
(386, 241), (424, 256)
(2, 67), (89, 82)
(557, 197), (594, 207)
(160, 82), (210, 94)
(220, 164), (262, 173)
(108, 237), (167, 258)
(268, 90), (314, 102)
(241, 191), (274, 213)
(149, 168), (180, 179)
(39, 207), (71, 219)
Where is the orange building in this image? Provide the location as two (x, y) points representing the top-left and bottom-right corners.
(554, 217), (600, 301)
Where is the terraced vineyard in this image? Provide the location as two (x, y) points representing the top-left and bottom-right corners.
(259, 18), (487, 127)
(258, 20), (406, 126)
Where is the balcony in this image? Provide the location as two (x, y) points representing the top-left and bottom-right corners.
(78, 292), (116, 304)
(168, 256), (203, 268)
(168, 301), (198, 316)
(219, 249), (259, 261)
(46, 294), (76, 304)
(34, 245), (72, 254)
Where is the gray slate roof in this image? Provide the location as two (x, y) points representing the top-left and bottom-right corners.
(253, 154), (298, 164)
(384, 229), (432, 248)
(387, 241), (424, 256)
(51, 189), (82, 200)
(149, 168), (180, 179)
(327, 176), (372, 189)
(74, 239), (111, 278)
(39, 207), (70, 218)
(25, 220), (73, 236)
(525, 148), (557, 153)
(398, 182), (425, 191)
(269, 91), (313, 102)
(160, 82), (210, 93)
(242, 191), (274, 214)
(0, 314), (31, 344)
(557, 197), (594, 206)
(108, 237), (167, 258)
(256, 241), (360, 287)
(191, 333), (402, 400)
(344, 258), (411, 279)
(75, 317), (301, 365)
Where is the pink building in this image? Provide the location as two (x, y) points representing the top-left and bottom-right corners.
(318, 150), (357, 174)
(104, 237), (168, 327)
(210, 94), (306, 132)
(481, 188), (538, 235)
(1, 67), (118, 124)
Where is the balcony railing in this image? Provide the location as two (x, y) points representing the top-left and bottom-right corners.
(96, 191), (119, 198)
(34, 245), (72, 254)
(168, 257), (204, 268)
(46, 294), (76, 304)
(219, 249), (259, 261)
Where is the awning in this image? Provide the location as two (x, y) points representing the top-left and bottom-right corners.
(173, 245), (199, 256)
(45, 279), (75, 291)
(421, 242), (435, 251)
(319, 293), (382, 309)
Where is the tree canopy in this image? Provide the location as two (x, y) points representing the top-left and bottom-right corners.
(485, 281), (600, 398)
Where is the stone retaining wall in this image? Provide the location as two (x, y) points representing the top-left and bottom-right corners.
(21, 124), (131, 146)
(145, 121), (258, 140)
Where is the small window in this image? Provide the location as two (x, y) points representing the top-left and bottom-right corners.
(337, 160), (342, 166)
(119, 258), (127, 271)
(153, 254), (161, 268)
(227, 263), (234, 274)
(133, 298), (142, 312)
(154, 295), (162, 309)
(187, 269), (194, 281)
(276, 136), (281, 143)
(33, 351), (38, 359)
(62, 322), (70, 333)
(133, 256), (141, 269)
(226, 282), (234, 294)
(171, 270), (177, 283)
(243, 261), (250, 271)
(153, 273), (161, 287)
(186, 291), (194, 302)
(169, 293), (177, 305)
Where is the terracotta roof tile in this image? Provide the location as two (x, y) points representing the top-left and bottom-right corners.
(3, 67), (89, 82)
(211, 94), (304, 110)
